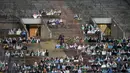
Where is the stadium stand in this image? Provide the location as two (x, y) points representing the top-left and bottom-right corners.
(1, 0), (130, 73)
(65, 0), (130, 38)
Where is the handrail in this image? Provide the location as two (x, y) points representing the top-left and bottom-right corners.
(45, 23), (52, 39)
(21, 21), (29, 38)
(41, 18), (52, 39)
(112, 19), (125, 38)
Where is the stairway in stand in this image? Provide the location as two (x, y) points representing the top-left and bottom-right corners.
(51, 23), (82, 39)
(48, 0), (83, 39)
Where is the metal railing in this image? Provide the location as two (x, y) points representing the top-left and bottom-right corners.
(44, 23), (52, 39)
(21, 21), (29, 38)
(41, 18), (52, 39)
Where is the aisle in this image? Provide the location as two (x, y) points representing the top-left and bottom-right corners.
(40, 40), (66, 58)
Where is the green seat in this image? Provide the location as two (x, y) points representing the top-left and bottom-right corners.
(0, 64), (3, 67)
(85, 39), (88, 43)
(82, 68), (87, 73)
(60, 45), (65, 49)
(31, 40), (36, 43)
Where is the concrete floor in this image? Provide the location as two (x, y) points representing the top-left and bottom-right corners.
(40, 40), (66, 58)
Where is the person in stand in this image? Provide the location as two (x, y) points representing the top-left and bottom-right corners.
(58, 34), (65, 46)
(21, 30), (27, 39)
(45, 50), (49, 57)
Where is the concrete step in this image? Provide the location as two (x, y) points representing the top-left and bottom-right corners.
(52, 32), (81, 36)
(49, 23), (83, 39)
(52, 34), (82, 39)
(51, 28), (80, 32)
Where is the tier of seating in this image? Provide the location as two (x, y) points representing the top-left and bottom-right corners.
(0, 28), (41, 73)
(57, 36), (130, 72)
(0, 0), (130, 73)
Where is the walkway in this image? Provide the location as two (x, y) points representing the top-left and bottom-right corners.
(23, 40), (66, 58)
(40, 40), (66, 58)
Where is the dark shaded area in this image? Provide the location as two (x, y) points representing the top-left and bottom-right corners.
(124, 0), (130, 7)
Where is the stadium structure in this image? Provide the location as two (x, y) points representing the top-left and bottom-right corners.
(0, 0), (130, 73)
(0, 0), (130, 39)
